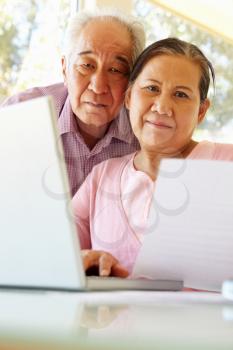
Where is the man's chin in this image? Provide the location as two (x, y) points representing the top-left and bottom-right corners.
(76, 118), (112, 138)
(79, 113), (115, 127)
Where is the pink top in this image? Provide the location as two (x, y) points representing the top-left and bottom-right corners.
(1, 83), (139, 195)
(72, 141), (233, 273)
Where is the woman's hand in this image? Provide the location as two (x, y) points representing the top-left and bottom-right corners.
(81, 250), (129, 277)
(80, 304), (128, 329)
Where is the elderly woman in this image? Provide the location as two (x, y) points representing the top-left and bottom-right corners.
(72, 38), (233, 277)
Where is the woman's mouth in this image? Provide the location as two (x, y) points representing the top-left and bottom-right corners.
(146, 120), (173, 129)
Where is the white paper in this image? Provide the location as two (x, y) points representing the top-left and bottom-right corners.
(132, 159), (233, 291)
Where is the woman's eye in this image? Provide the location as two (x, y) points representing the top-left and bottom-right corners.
(175, 91), (189, 98)
(81, 63), (94, 70)
(145, 85), (159, 92)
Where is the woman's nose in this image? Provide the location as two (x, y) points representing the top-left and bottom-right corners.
(151, 94), (173, 117)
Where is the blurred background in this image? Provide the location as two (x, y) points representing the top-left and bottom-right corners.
(0, 0), (233, 142)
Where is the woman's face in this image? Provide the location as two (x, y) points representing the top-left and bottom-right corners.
(126, 54), (210, 156)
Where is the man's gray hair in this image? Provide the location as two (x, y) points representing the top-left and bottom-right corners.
(63, 7), (146, 66)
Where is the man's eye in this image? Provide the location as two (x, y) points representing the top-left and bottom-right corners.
(74, 62), (95, 72)
(109, 67), (122, 74)
(175, 91), (189, 98)
(75, 62), (95, 75)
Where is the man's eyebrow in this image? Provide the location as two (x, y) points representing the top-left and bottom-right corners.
(77, 52), (130, 66)
(116, 55), (130, 67)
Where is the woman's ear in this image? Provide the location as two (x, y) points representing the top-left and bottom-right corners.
(61, 55), (67, 87)
(198, 98), (210, 124)
(124, 86), (132, 110)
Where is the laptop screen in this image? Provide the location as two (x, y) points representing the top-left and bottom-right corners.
(0, 96), (85, 290)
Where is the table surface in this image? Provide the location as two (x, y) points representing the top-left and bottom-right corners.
(0, 289), (233, 350)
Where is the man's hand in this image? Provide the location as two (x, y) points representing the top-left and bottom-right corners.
(81, 250), (129, 277)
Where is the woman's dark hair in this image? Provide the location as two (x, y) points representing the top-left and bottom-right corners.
(129, 37), (215, 102)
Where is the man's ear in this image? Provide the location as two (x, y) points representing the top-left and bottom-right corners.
(61, 55), (67, 87)
(124, 86), (132, 110)
(198, 98), (210, 124)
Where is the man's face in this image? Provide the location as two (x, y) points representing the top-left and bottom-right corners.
(62, 20), (133, 134)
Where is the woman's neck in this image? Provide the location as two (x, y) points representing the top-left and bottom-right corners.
(133, 151), (162, 181)
(134, 140), (198, 181)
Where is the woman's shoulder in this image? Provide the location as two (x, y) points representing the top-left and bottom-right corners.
(91, 153), (135, 176)
(84, 153), (135, 197)
(190, 141), (233, 161)
(213, 142), (233, 160)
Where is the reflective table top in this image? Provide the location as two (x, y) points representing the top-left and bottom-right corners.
(0, 290), (232, 350)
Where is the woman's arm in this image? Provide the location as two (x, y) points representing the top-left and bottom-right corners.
(72, 171), (129, 277)
(72, 175), (92, 249)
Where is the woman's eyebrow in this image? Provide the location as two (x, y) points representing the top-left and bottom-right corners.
(78, 50), (93, 56)
(143, 79), (194, 92)
(144, 79), (161, 84)
(176, 85), (194, 92)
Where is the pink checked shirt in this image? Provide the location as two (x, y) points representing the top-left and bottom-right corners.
(72, 141), (233, 273)
(1, 83), (139, 195)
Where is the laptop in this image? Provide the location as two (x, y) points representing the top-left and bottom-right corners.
(0, 96), (182, 291)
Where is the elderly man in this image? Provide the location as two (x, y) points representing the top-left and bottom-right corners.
(2, 9), (145, 195)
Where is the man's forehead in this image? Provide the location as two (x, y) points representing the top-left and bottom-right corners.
(74, 19), (133, 61)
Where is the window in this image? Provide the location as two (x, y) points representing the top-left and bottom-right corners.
(0, 0), (71, 100)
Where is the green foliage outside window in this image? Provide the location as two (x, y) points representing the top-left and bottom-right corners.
(0, 0), (70, 100)
(0, 0), (37, 97)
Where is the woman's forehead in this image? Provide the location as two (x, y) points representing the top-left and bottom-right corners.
(136, 54), (201, 84)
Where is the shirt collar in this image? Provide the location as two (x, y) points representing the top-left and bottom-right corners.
(106, 107), (135, 144)
(57, 96), (78, 136)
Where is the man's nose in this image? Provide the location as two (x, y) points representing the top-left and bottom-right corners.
(88, 70), (108, 94)
(151, 93), (173, 117)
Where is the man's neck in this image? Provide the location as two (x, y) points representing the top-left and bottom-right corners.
(76, 120), (110, 150)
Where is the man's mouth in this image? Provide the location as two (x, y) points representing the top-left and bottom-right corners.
(85, 102), (107, 108)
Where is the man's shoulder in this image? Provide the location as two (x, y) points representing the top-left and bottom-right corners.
(1, 82), (68, 107)
(1, 83), (68, 118)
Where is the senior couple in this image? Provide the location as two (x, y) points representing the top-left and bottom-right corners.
(3, 9), (233, 279)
